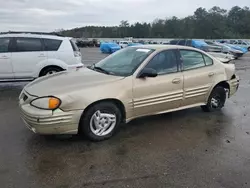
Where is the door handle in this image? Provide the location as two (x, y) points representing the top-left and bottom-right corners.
(208, 72), (215, 77)
(172, 78), (181, 84)
(0, 55), (9, 59)
(38, 54), (46, 57)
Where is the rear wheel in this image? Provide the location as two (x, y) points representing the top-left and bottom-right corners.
(39, 66), (62, 77)
(248, 47), (250, 51)
(201, 86), (226, 112)
(79, 102), (122, 141)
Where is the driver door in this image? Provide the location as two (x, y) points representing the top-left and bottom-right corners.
(132, 49), (184, 117)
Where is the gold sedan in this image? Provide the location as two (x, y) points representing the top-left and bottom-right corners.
(19, 45), (239, 141)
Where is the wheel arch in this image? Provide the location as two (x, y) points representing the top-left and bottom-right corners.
(207, 81), (230, 101)
(215, 81), (230, 92)
(82, 98), (126, 123)
(34, 59), (68, 77)
(39, 65), (64, 77)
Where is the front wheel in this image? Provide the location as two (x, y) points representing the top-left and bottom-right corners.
(79, 102), (122, 141)
(201, 86), (226, 112)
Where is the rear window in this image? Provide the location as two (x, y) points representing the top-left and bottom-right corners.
(70, 40), (79, 51)
(43, 39), (62, 51)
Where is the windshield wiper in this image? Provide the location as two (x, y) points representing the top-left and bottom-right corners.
(92, 65), (110, 75)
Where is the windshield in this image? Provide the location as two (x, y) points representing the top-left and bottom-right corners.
(89, 47), (154, 76)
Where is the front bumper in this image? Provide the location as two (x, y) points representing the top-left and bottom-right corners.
(227, 76), (240, 98)
(67, 62), (84, 71)
(19, 91), (83, 135)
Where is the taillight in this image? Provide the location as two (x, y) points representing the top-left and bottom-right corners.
(231, 74), (236, 79)
(74, 51), (81, 57)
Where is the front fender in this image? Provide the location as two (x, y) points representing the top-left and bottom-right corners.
(58, 77), (133, 119)
(33, 59), (69, 77)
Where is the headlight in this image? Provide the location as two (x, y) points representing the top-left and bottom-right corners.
(30, 96), (61, 110)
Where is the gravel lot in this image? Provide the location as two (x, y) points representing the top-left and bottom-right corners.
(0, 48), (250, 188)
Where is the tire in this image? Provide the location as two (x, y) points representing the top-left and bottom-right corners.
(40, 67), (62, 77)
(201, 86), (226, 112)
(248, 47), (250, 51)
(79, 102), (122, 141)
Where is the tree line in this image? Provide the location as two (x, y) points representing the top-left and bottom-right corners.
(59, 6), (250, 39)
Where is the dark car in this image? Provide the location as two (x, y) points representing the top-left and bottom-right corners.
(169, 39), (222, 52)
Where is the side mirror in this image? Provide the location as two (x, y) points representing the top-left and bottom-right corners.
(138, 68), (158, 78)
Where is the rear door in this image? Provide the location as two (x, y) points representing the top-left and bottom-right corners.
(11, 37), (47, 79)
(0, 37), (14, 79)
(178, 49), (216, 107)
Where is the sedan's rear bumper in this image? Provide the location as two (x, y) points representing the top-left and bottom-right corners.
(20, 104), (83, 135)
(227, 76), (240, 98)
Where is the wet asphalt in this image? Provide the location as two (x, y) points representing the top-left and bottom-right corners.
(0, 48), (250, 188)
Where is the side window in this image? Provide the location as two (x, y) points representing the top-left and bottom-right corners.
(0, 38), (10, 53)
(43, 39), (62, 51)
(203, 54), (213, 66)
(170, 40), (178, 45)
(178, 40), (186, 46)
(180, 50), (205, 71)
(124, 42), (128, 44)
(15, 38), (42, 52)
(186, 40), (192, 46)
(145, 50), (178, 75)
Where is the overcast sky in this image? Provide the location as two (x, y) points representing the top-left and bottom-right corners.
(0, 0), (249, 32)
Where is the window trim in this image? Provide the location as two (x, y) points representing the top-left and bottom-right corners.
(11, 37), (44, 52)
(0, 37), (11, 53)
(136, 49), (180, 78)
(202, 53), (214, 66)
(178, 49), (213, 72)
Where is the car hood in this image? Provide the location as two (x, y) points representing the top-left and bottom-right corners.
(24, 68), (124, 96)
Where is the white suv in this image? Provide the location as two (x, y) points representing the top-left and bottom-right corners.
(0, 32), (83, 81)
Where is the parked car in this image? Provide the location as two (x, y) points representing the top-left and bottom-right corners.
(205, 41), (244, 59)
(169, 39), (222, 52)
(76, 38), (91, 47)
(100, 42), (121, 54)
(19, 45), (239, 141)
(222, 43), (248, 54)
(0, 32), (83, 81)
(232, 41), (250, 51)
(118, 41), (131, 48)
(92, 39), (100, 47)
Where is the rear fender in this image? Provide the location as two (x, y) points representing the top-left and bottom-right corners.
(33, 59), (68, 78)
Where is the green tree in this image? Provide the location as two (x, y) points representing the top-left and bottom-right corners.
(59, 6), (250, 39)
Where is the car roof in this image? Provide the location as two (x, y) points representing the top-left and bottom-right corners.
(133, 44), (197, 51)
(0, 33), (68, 40)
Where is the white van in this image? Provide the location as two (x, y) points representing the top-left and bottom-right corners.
(0, 32), (83, 81)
